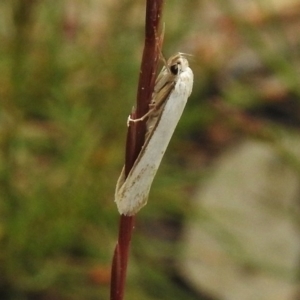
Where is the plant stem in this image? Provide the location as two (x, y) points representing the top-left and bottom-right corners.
(110, 1), (164, 300)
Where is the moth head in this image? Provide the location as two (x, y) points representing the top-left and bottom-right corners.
(168, 53), (190, 75)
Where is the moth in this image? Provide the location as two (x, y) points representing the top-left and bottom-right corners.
(115, 52), (194, 216)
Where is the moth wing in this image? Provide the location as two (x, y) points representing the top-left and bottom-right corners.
(115, 67), (193, 215)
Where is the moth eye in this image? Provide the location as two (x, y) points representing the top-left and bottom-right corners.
(170, 63), (180, 75)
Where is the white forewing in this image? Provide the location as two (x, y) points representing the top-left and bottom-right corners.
(115, 55), (193, 216)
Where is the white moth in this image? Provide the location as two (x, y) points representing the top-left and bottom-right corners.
(115, 53), (194, 216)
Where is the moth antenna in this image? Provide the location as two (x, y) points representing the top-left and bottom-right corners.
(159, 51), (170, 72)
(154, 23), (165, 62)
(179, 52), (194, 60)
(158, 23), (165, 50)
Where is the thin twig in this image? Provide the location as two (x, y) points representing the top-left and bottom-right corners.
(110, 1), (164, 300)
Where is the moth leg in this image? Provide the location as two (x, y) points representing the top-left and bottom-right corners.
(127, 108), (155, 126)
(149, 101), (156, 109)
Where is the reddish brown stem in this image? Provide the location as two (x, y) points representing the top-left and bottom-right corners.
(110, 1), (164, 300)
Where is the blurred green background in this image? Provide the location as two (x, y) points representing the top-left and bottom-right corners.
(1, 0), (300, 299)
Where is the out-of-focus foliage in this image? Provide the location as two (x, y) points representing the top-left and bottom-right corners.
(0, 0), (200, 299)
(1, 0), (300, 299)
